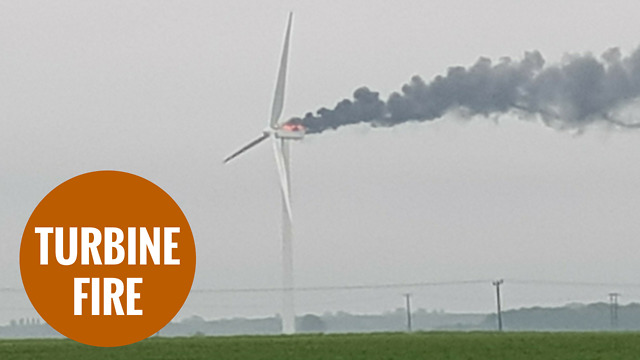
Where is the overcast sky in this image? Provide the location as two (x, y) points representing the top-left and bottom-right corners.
(2, 0), (640, 324)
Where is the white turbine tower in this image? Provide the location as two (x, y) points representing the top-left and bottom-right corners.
(223, 12), (303, 335)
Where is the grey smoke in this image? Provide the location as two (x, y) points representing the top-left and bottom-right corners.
(291, 47), (640, 134)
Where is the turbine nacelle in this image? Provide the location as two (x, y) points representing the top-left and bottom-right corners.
(264, 122), (306, 140)
(222, 121), (305, 165)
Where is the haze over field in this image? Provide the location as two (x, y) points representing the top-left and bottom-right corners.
(2, 0), (640, 325)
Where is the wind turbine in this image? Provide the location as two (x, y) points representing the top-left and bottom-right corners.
(223, 12), (303, 335)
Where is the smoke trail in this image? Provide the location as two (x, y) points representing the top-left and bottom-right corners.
(290, 47), (640, 134)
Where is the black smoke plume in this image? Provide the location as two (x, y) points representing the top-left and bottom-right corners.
(290, 47), (640, 134)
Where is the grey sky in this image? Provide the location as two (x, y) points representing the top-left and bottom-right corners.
(2, 0), (640, 323)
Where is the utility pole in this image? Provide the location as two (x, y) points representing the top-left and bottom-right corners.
(492, 279), (504, 332)
(608, 293), (620, 329)
(404, 293), (413, 332)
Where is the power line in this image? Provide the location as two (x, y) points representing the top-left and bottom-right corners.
(0, 288), (25, 293)
(4, 278), (640, 295)
(188, 278), (640, 294)
(507, 279), (640, 288)
(188, 280), (492, 294)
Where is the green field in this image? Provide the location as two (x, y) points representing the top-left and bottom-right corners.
(1, 332), (639, 360)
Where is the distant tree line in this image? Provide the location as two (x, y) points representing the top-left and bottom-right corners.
(485, 302), (640, 331)
(1, 302), (638, 338)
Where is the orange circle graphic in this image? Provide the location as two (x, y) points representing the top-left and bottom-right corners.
(20, 171), (196, 347)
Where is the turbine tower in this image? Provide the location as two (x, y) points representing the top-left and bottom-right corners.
(223, 12), (303, 335)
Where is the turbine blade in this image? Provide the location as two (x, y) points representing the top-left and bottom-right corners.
(223, 133), (269, 164)
(272, 138), (293, 222)
(269, 12), (293, 128)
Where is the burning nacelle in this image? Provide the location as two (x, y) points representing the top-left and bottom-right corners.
(274, 122), (305, 139)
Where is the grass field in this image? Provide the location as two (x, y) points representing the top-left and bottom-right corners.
(1, 332), (639, 360)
